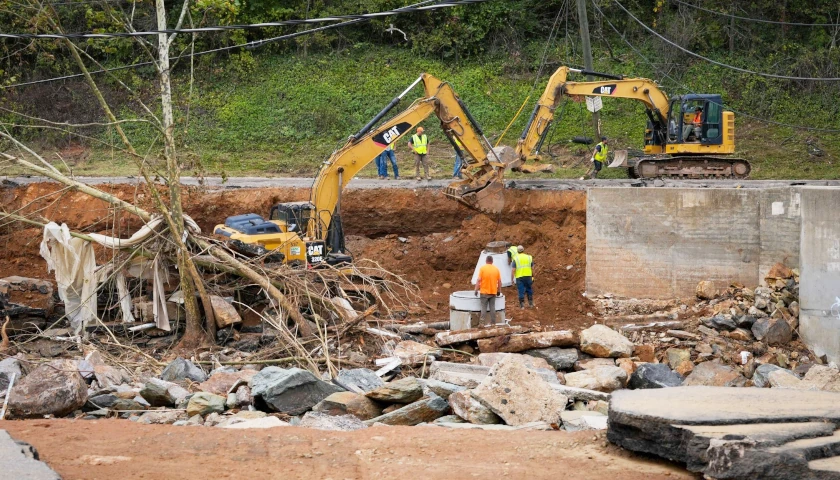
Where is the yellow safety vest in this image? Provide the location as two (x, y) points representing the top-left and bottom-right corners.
(507, 246), (519, 263)
(594, 142), (608, 163)
(411, 134), (428, 154)
(515, 254), (533, 278)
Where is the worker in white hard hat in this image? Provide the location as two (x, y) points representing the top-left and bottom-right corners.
(510, 245), (534, 308)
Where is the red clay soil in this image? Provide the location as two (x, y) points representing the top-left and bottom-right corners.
(3, 419), (695, 480)
(0, 183), (595, 330)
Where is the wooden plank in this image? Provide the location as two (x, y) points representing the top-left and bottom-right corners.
(434, 326), (528, 347)
(476, 331), (578, 353)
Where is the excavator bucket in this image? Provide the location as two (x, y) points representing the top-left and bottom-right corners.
(608, 149), (629, 168)
(516, 162), (556, 173)
(444, 178), (505, 214)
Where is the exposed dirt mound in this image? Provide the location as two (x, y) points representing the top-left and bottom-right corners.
(0, 182), (594, 330)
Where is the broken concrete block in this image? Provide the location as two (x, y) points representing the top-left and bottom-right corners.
(768, 369), (805, 389)
(422, 379), (466, 400)
(197, 370), (258, 396)
(366, 377), (423, 404)
(364, 394), (449, 426)
(250, 367), (343, 415)
(8, 360), (87, 418)
(160, 357), (207, 383)
(580, 324), (633, 358)
(525, 347), (579, 371)
(801, 365), (840, 392)
(186, 392), (226, 417)
(471, 356), (568, 426)
(751, 317), (792, 346)
(300, 411), (367, 431)
(560, 410), (608, 432)
(628, 363), (683, 389)
(448, 390), (501, 425)
(214, 410), (266, 427)
(434, 326), (527, 347)
(683, 362), (747, 387)
(333, 368), (384, 393)
(313, 391), (382, 420)
(564, 366), (627, 393)
(429, 362), (490, 388)
(476, 352), (552, 371)
(393, 340), (440, 365)
(209, 295), (241, 328)
(477, 331), (578, 353)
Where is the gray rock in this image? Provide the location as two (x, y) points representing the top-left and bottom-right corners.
(333, 368), (384, 393)
(160, 357), (207, 383)
(299, 411), (367, 431)
(250, 367), (343, 415)
(186, 392), (226, 417)
(363, 394), (449, 426)
(561, 410), (608, 431)
(140, 378), (188, 407)
(0, 430), (60, 480)
(112, 398), (148, 411)
(85, 393), (119, 410)
(312, 391), (382, 420)
(751, 317), (792, 346)
(433, 414), (466, 424)
(422, 379), (466, 400)
(448, 390), (501, 425)
(752, 364), (795, 388)
(628, 363), (683, 389)
(738, 315), (757, 328)
(580, 324), (633, 358)
(137, 410), (184, 424)
(7, 360), (88, 418)
(366, 377), (423, 404)
(702, 314), (737, 331)
(564, 366), (627, 392)
(525, 347), (579, 371)
(683, 362), (747, 387)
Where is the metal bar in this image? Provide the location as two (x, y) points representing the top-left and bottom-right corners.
(350, 75), (424, 141)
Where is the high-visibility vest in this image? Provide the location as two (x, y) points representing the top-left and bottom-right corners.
(594, 142), (608, 163)
(507, 246), (519, 263)
(411, 134), (428, 154)
(515, 254), (533, 278)
(693, 112), (702, 125)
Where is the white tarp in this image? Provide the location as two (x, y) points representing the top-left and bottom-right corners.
(40, 223), (99, 333)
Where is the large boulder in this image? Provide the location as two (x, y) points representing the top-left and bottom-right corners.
(312, 391), (382, 420)
(140, 378), (189, 407)
(299, 411), (367, 431)
(579, 325), (633, 358)
(682, 362), (747, 387)
(333, 369), (384, 393)
(186, 392), (226, 417)
(627, 363), (683, 389)
(250, 367), (342, 415)
(564, 366), (627, 393)
(751, 317), (792, 346)
(366, 377), (423, 404)
(471, 356), (568, 426)
(160, 357), (207, 383)
(364, 394), (449, 426)
(7, 360), (88, 418)
(448, 390), (501, 425)
(525, 348), (579, 371)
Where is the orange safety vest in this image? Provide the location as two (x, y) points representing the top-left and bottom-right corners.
(693, 112), (702, 125)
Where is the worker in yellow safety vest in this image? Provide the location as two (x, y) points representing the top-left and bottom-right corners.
(588, 136), (609, 179)
(409, 126), (431, 181)
(510, 245), (535, 308)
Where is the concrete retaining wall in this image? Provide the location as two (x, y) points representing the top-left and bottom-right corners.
(799, 187), (840, 365)
(586, 187), (801, 299)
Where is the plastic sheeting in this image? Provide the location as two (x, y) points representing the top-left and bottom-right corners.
(40, 223), (99, 333)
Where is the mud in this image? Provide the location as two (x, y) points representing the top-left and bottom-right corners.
(0, 182), (594, 329)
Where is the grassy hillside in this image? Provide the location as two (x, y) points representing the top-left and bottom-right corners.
(12, 45), (840, 180)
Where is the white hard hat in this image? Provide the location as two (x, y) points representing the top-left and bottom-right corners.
(517, 245), (524, 253)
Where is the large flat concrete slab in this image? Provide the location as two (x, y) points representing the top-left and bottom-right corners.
(0, 430), (60, 479)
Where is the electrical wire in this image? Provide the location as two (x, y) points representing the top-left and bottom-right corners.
(670, 0), (840, 27)
(591, 0), (840, 133)
(0, 0), (456, 90)
(0, 0), (488, 39)
(612, 0), (840, 81)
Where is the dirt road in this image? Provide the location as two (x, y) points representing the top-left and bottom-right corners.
(4, 420), (696, 480)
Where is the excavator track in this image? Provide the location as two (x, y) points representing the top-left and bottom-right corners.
(632, 156), (751, 179)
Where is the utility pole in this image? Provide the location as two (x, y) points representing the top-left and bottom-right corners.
(576, 0), (601, 139)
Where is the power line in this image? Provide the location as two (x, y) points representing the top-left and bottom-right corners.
(0, 0), (465, 90)
(591, 0), (840, 133)
(0, 0), (487, 39)
(670, 0), (840, 27)
(612, 0), (840, 81)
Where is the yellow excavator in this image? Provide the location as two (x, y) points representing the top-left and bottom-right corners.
(214, 73), (507, 267)
(514, 66), (750, 178)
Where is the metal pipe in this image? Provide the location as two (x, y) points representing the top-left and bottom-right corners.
(534, 120), (553, 154)
(578, 69), (625, 80)
(519, 104), (540, 140)
(456, 98), (484, 136)
(350, 75), (424, 141)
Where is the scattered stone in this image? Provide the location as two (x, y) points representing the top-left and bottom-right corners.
(525, 347), (579, 371)
(366, 377), (423, 404)
(738, 315), (757, 328)
(186, 392), (226, 417)
(250, 367), (343, 415)
(753, 364), (789, 388)
(140, 378), (189, 407)
(198, 370), (257, 396)
(209, 295), (241, 328)
(580, 325), (634, 358)
(86, 393), (119, 410)
(768, 370), (804, 389)
(801, 365), (840, 392)
(422, 379), (466, 400)
(299, 411), (367, 431)
(628, 363), (683, 389)
(434, 415), (466, 424)
(215, 410), (266, 427)
(160, 358), (207, 383)
(393, 340), (439, 365)
(665, 348), (691, 369)
(7, 360), (88, 418)
(633, 345), (656, 363)
(696, 280), (716, 300)
(93, 365), (129, 389)
(561, 410), (608, 431)
(702, 314), (738, 332)
(137, 410), (184, 425)
(674, 361), (694, 376)
(471, 356), (568, 426)
(477, 353), (552, 371)
(448, 390), (502, 425)
(222, 417), (290, 429)
(683, 362), (747, 387)
(697, 325), (719, 337)
(564, 366), (627, 393)
(203, 412), (223, 426)
(728, 328), (754, 342)
(333, 368), (384, 393)
(313, 391), (382, 421)
(364, 394), (449, 426)
(574, 358), (616, 371)
(616, 358), (637, 379)
(751, 317), (792, 346)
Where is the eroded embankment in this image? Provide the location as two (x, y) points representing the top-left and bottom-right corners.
(0, 183), (593, 328)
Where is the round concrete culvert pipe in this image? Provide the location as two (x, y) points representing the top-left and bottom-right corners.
(449, 291), (506, 330)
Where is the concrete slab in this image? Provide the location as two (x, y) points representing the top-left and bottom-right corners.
(0, 430), (60, 480)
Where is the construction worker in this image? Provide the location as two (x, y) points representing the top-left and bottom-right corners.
(378, 144), (399, 179)
(588, 136), (608, 179)
(510, 245), (534, 308)
(474, 256), (502, 327)
(452, 136), (463, 179)
(683, 106), (703, 141)
(507, 244), (519, 265)
(409, 126), (431, 181)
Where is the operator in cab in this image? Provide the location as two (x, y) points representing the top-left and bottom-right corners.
(683, 106), (703, 141)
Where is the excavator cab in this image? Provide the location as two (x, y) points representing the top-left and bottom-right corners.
(668, 95), (725, 146)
